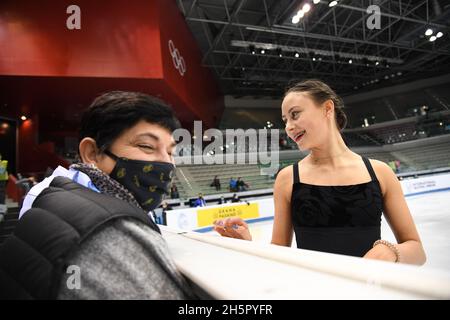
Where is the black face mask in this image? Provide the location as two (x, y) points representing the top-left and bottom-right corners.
(105, 150), (175, 212)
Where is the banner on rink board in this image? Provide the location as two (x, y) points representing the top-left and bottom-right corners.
(166, 198), (274, 230)
(401, 173), (450, 196)
(196, 203), (259, 227)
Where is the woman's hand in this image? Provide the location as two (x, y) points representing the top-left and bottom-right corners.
(213, 217), (252, 241)
(363, 243), (397, 262)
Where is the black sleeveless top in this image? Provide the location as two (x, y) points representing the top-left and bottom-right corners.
(291, 157), (383, 257)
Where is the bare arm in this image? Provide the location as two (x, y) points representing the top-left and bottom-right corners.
(271, 165), (294, 247)
(364, 160), (426, 265)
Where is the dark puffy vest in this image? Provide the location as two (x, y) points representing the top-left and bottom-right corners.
(0, 176), (160, 299)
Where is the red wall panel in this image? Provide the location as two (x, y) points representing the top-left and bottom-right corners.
(0, 0), (163, 78)
(158, 0), (223, 128)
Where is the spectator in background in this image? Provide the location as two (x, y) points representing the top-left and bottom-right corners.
(218, 196), (226, 205)
(170, 183), (180, 199)
(194, 193), (206, 207)
(161, 201), (173, 225)
(237, 177), (249, 192)
(0, 153), (8, 205)
(231, 194), (240, 203)
(210, 175), (221, 191)
(394, 160), (401, 173)
(229, 177), (237, 192)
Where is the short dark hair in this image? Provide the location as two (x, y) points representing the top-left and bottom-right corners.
(79, 91), (180, 153)
(285, 79), (347, 131)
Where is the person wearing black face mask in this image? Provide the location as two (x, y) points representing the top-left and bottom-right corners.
(104, 150), (175, 212)
(0, 91), (197, 300)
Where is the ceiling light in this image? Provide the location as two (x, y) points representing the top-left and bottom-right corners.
(425, 29), (433, 36)
(329, 1), (338, 7)
(21, 115), (27, 121)
(276, 48), (283, 57)
(313, 0), (320, 4)
(260, 49), (265, 54)
(294, 52), (300, 58)
(429, 35), (437, 42)
(436, 32), (443, 38)
(302, 4), (311, 13)
(292, 14), (300, 24)
(348, 59), (352, 64)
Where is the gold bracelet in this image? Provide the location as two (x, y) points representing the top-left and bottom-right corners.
(373, 239), (401, 263)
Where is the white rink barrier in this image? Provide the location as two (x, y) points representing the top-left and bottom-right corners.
(166, 172), (450, 232)
(161, 226), (450, 299)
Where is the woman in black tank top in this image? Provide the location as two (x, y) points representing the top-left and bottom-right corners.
(291, 157), (382, 257)
(214, 80), (426, 265)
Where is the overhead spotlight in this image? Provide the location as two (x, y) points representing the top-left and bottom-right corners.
(436, 32), (443, 38)
(384, 75), (389, 80)
(348, 59), (353, 64)
(294, 52), (300, 58)
(429, 35), (437, 42)
(302, 4), (311, 13)
(249, 45), (256, 54)
(312, 57), (316, 61)
(397, 72), (402, 76)
(425, 28), (433, 36)
(292, 14), (300, 24)
(276, 48), (283, 57)
(329, 0), (338, 7)
(260, 49), (266, 54)
(313, 0), (320, 3)
(20, 115), (27, 121)
(375, 61), (380, 66)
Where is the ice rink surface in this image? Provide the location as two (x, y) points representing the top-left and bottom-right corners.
(208, 190), (450, 272)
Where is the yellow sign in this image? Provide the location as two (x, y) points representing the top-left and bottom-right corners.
(196, 203), (259, 227)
